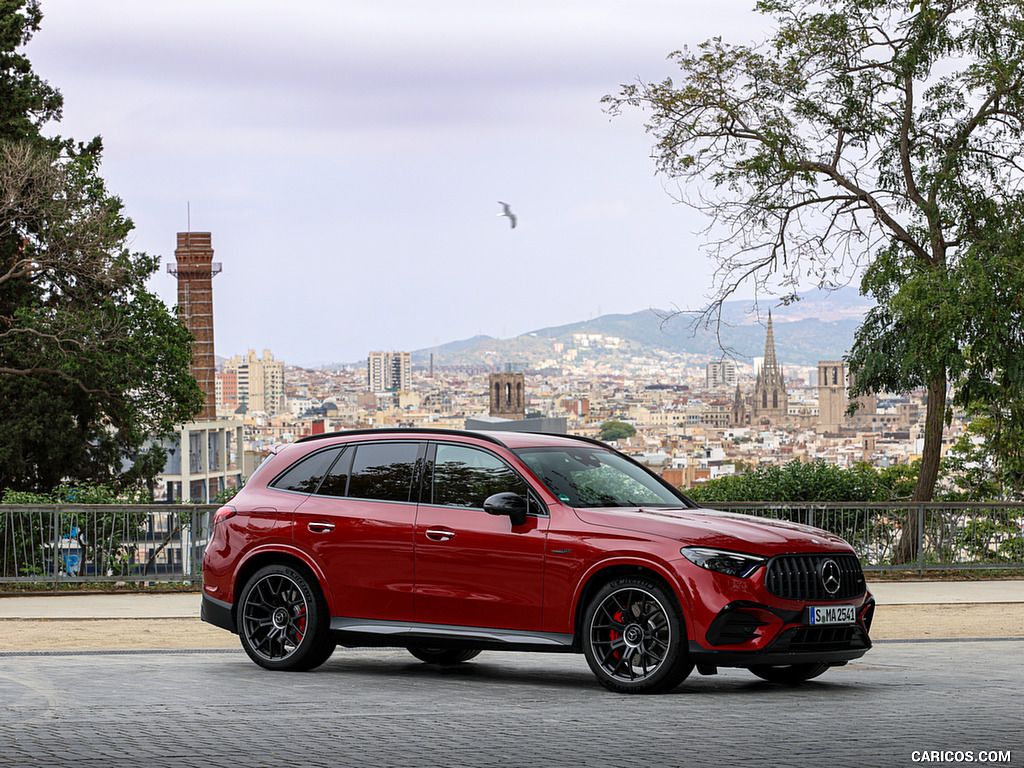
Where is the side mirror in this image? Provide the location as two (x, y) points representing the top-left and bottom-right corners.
(483, 492), (528, 527)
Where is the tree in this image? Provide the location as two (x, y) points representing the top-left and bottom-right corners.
(598, 420), (637, 443)
(0, 1), (204, 493)
(604, 0), (1024, 505)
(0, 0), (62, 144)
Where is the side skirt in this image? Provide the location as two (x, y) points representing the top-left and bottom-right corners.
(329, 617), (576, 653)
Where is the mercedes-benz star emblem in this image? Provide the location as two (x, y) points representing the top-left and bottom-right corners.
(819, 559), (842, 596)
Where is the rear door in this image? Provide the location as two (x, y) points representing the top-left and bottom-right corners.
(413, 442), (548, 631)
(291, 440), (423, 621)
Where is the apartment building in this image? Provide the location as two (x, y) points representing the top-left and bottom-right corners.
(368, 350), (412, 392)
(223, 349), (286, 415)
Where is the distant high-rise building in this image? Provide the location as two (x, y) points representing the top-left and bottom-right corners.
(751, 312), (789, 426)
(368, 351), (411, 392)
(706, 360), (737, 388)
(216, 368), (238, 414)
(224, 349), (286, 414)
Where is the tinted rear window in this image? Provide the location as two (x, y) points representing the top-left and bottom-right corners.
(269, 447), (344, 494)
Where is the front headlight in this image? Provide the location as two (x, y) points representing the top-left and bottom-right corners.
(680, 547), (766, 578)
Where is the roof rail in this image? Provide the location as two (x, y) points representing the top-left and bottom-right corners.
(294, 427), (510, 449)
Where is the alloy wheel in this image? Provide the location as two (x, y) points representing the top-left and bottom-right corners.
(241, 572), (309, 662)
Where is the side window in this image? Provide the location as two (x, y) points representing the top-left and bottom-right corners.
(347, 442), (420, 503)
(269, 447), (343, 494)
(431, 444), (529, 509)
(316, 446), (353, 497)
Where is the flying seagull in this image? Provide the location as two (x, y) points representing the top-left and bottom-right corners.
(497, 201), (517, 229)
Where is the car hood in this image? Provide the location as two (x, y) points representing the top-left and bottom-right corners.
(573, 506), (852, 555)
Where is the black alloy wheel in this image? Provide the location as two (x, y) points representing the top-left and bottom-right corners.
(749, 662), (830, 684)
(582, 576), (693, 694)
(238, 564), (335, 671)
(407, 647), (482, 665)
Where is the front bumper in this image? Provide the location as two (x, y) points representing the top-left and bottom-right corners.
(689, 596), (875, 668)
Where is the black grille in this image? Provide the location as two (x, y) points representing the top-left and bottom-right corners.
(764, 554), (865, 601)
(770, 625), (870, 653)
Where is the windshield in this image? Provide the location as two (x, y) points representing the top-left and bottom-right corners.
(513, 445), (690, 508)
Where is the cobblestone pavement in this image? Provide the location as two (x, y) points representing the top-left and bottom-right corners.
(1, 641), (1021, 768)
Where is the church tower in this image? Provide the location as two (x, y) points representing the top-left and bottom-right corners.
(731, 383), (748, 426)
(751, 311), (789, 426)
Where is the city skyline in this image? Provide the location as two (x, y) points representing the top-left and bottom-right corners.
(26, 0), (783, 366)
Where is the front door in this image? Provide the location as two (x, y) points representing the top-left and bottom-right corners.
(414, 442), (548, 631)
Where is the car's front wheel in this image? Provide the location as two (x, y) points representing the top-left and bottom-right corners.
(582, 576), (693, 694)
(407, 647), (482, 665)
(237, 564), (335, 671)
(749, 662), (830, 684)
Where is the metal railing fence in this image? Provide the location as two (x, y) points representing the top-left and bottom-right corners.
(711, 502), (1024, 571)
(0, 505), (219, 586)
(1, 502), (1022, 584)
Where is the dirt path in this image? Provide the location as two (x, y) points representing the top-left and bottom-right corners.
(2, 603), (1021, 652)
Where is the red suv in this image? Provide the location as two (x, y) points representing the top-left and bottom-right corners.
(201, 428), (873, 693)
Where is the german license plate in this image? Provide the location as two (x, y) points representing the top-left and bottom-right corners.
(808, 605), (856, 625)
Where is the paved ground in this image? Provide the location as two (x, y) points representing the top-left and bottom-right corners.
(0, 582), (1021, 767)
(0, 641), (1021, 768)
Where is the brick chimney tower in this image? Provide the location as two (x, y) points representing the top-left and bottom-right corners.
(168, 232), (222, 420)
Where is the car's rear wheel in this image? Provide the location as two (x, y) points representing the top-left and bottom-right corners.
(407, 647), (481, 665)
(582, 576), (693, 694)
(238, 564), (334, 671)
(749, 662), (830, 684)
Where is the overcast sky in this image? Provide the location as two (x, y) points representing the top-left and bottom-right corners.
(28, 0), (772, 366)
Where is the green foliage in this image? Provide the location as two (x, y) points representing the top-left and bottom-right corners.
(213, 483), (242, 504)
(1, 482), (153, 505)
(598, 420), (637, 442)
(687, 460), (911, 504)
(0, 0), (62, 144)
(943, 409), (1024, 502)
(0, 2), (204, 494)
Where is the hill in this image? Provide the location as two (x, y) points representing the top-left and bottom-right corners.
(414, 288), (872, 370)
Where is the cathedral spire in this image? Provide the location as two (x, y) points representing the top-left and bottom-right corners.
(763, 310), (780, 378)
(752, 310), (789, 425)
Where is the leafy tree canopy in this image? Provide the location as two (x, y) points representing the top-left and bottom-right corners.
(0, 0), (203, 493)
(598, 420), (637, 442)
(605, 0), (1024, 503)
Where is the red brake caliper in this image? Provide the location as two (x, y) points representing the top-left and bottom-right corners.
(610, 610), (623, 660)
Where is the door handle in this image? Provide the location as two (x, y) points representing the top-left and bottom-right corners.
(425, 528), (455, 542)
(307, 521), (335, 533)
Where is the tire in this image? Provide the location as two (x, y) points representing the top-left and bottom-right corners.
(237, 564), (334, 671)
(582, 576), (693, 694)
(407, 647), (482, 665)
(749, 663), (830, 684)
